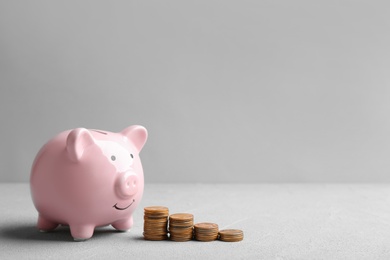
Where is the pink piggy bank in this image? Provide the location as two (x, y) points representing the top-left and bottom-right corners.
(30, 125), (147, 241)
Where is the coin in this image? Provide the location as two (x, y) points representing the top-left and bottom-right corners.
(194, 222), (219, 242)
(169, 213), (193, 221)
(143, 207), (243, 243)
(169, 213), (194, 242)
(144, 206), (169, 216)
(218, 229), (244, 242)
(143, 206), (169, 241)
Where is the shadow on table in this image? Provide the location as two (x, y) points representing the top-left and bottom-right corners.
(1, 224), (125, 242)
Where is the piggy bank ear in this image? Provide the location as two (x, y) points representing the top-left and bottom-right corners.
(121, 125), (148, 151)
(66, 128), (96, 162)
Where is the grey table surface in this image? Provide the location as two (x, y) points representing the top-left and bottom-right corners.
(1, 183), (390, 260)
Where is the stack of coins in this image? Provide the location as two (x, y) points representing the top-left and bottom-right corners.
(169, 213), (194, 242)
(218, 229), (244, 242)
(194, 222), (219, 242)
(143, 206), (169, 240)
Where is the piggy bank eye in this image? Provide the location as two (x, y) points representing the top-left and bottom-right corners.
(111, 155), (116, 161)
(130, 154), (134, 159)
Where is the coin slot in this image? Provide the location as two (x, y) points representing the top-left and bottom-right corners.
(91, 129), (108, 135)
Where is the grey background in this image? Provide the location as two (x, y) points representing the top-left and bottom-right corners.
(3, 183), (390, 259)
(1, 0), (390, 183)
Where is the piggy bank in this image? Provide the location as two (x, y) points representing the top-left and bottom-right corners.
(30, 125), (147, 241)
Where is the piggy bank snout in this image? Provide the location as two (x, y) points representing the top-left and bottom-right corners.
(115, 172), (139, 199)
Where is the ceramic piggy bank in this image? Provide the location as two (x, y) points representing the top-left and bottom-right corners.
(30, 125), (147, 241)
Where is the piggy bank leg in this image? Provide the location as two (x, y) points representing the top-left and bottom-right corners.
(112, 216), (133, 231)
(37, 215), (59, 232)
(69, 224), (95, 241)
